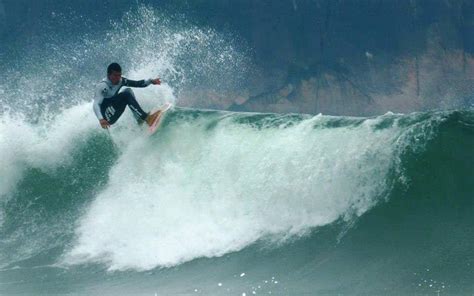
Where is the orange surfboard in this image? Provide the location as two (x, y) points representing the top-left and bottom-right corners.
(149, 103), (172, 135)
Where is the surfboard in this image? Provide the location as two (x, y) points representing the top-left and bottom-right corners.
(149, 103), (172, 135)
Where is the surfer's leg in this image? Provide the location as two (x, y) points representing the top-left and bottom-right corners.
(100, 96), (128, 125)
(121, 88), (148, 123)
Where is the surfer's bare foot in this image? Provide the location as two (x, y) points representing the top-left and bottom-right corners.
(145, 110), (161, 126)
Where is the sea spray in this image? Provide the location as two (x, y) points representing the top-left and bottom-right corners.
(63, 109), (440, 271)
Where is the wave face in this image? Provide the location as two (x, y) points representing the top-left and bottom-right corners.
(64, 108), (406, 270)
(1, 105), (473, 295)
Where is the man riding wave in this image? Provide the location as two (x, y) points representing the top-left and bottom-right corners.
(93, 62), (162, 129)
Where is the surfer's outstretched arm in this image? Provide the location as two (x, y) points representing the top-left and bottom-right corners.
(122, 77), (161, 88)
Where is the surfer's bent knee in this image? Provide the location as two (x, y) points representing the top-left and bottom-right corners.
(122, 88), (135, 97)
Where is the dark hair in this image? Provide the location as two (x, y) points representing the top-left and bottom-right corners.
(107, 63), (122, 75)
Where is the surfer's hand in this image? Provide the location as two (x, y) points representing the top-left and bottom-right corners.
(100, 119), (110, 129)
(151, 78), (161, 85)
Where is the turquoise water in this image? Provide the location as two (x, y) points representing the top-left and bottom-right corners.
(1, 107), (473, 295)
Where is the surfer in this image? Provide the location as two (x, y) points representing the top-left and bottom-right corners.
(93, 62), (162, 129)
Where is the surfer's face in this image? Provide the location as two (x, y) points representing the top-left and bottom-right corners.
(108, 71), (122, 85)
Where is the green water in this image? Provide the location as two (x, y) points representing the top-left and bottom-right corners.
(0, 108), (473, 295)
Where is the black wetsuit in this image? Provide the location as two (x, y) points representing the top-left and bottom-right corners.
(93, 77), (152, 124)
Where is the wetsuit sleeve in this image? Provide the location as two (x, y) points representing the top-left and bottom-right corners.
(93, 83), (107, 120)
(122, 77), (152, 88)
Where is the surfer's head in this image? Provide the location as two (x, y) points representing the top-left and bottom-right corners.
(107, 62), (122, 85)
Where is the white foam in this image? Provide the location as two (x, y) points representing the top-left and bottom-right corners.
(65, 113), (408, 271)
(0, 104), (97, 199)
(0, 5), (244, 202)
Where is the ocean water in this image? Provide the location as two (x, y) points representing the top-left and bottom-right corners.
(1, 106), (473, 295)
(1, 3), (473, 296)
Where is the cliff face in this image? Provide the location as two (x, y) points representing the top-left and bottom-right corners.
(228, 37), (474, 115)
(1, 0), (473, 115)
(173, 0), (474, 115)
